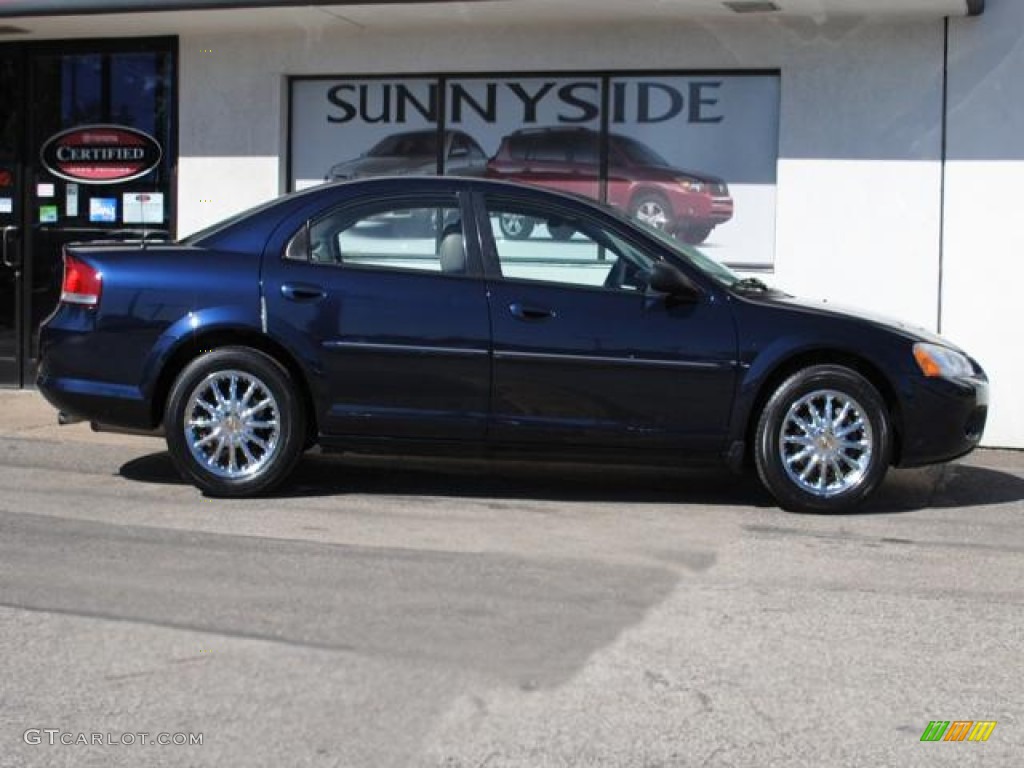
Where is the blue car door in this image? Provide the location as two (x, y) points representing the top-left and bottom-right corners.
(476, 191), (739, 458)
(262, 187), (491, 442)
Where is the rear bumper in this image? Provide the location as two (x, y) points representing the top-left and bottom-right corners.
(37, 303), (161, 431)
(897, 374), (989, 467)
(36, 372), (153, 431)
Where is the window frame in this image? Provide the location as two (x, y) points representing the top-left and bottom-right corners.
(282, 190), (482, 279)
(474, 190), (662, 295)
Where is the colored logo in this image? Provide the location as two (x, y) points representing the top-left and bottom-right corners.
(40, 124), (162, 185)
(920, 721), (997, 742)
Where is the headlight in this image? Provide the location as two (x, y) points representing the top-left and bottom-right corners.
(913, 342), (974, 378)
(677, 178), (705, 193)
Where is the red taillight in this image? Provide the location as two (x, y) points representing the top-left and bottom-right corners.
(61, 254), (102, 307)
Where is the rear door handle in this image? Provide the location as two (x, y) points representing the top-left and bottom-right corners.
(280, 282), (325, 302)
(509, 302), (555, 321)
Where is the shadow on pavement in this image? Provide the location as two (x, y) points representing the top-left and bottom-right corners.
(0, 508), (678, 688)
(119, 450), (1024, 513)
(862, 461), (1024, 513)
(120, 450), (773, 506)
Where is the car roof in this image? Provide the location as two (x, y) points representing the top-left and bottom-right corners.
(376, 129), (470, 138)
(505, 126), (598, 137)
(186, 175), (610, 250)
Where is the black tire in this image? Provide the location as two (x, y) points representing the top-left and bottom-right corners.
(164, 346), (306, 497)
(629, 191), (674, 232)
(498, 213), (535, 240)
(677, 223), (714, 245)
(754, 365), (892, 513)
(548, 222), (576, 241)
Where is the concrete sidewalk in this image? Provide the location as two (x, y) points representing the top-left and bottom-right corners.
(1, 388), (1021, 474)
(0, 388), (158, 447)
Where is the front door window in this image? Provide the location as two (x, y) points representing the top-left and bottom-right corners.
(486, 200), (655, 292)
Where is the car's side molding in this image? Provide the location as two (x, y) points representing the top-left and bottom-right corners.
(320, 342), (739, 372)
(323, 340), (490, 358)
(494, 349), (737, 371)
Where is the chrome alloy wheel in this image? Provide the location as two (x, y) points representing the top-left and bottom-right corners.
(634, 200), (670, 230)
(500, 213), (528, 237)
(779, 389), (874, 498)
(184, 369), (281, 479)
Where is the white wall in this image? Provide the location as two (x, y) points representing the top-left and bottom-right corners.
(943, 0), (1024, 448)
(180, 16), (946, 320)
(177, 13), (1021, 447)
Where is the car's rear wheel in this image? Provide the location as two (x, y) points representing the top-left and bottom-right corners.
(754, 365), (891, 513)
(676, 223), (714, 244)
(165, 347), (306, 497)
(629, 192), (673, 232)
(498, 213), (535, 240)
(548, 221), (575, 241)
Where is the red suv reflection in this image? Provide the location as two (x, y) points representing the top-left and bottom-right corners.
(486, 127), (733, 244)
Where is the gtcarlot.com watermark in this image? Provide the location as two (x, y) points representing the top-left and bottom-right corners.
(24, 729), (203, 747)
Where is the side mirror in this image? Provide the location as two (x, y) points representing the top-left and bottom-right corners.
(647, 262), (701, 301)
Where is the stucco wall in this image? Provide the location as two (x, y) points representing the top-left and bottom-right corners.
(176, 13), (1021, 448)
(178, 17), (945, 316)
(944, 0), (1024, 448)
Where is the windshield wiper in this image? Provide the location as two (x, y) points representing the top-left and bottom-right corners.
(732, 277), (770, 292)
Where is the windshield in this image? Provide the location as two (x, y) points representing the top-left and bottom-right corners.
(628, 216), (744, 287)
(613, 135), (671, 168)
(368, 132), (438, 157)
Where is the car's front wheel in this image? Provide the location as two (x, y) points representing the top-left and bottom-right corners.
(629, 192), (673, 232)
(754, 365), (892, 513)
(164, 347), (306, 497)
(676, 223), (714, 244)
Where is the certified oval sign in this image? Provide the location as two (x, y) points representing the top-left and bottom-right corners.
(41, 125), (162, 184)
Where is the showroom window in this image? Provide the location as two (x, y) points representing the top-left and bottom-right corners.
(290, 71), (779, 269)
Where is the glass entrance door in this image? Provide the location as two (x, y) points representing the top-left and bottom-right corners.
(0, 50), (24, 386)
(0, 38), (176, 388)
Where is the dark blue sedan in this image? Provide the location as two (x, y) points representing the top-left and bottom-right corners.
(37, 177), (988, 512)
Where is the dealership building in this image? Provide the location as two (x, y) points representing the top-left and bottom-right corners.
(1, 0), (1021, 448)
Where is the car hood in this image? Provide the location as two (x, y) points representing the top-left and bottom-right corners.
(328, 155), (434, 179)
(618, 164), (725, 185)
(746, 291), (962, 351)
(672, 167), (725, 184)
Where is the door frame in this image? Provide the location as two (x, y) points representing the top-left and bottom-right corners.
(468, 183), (740, 457)
(0, 35), (178, 388)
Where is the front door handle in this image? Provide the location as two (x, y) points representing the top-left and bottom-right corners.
(1, 226), (20, 269)
(280, 282), (325, 302)
(509, 302), (555, 321)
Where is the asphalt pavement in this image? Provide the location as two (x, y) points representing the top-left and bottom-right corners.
(0, 388), (1022, 767)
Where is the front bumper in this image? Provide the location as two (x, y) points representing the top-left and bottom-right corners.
(662, 188), (734, 225)
(897, 373), (989, 468)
